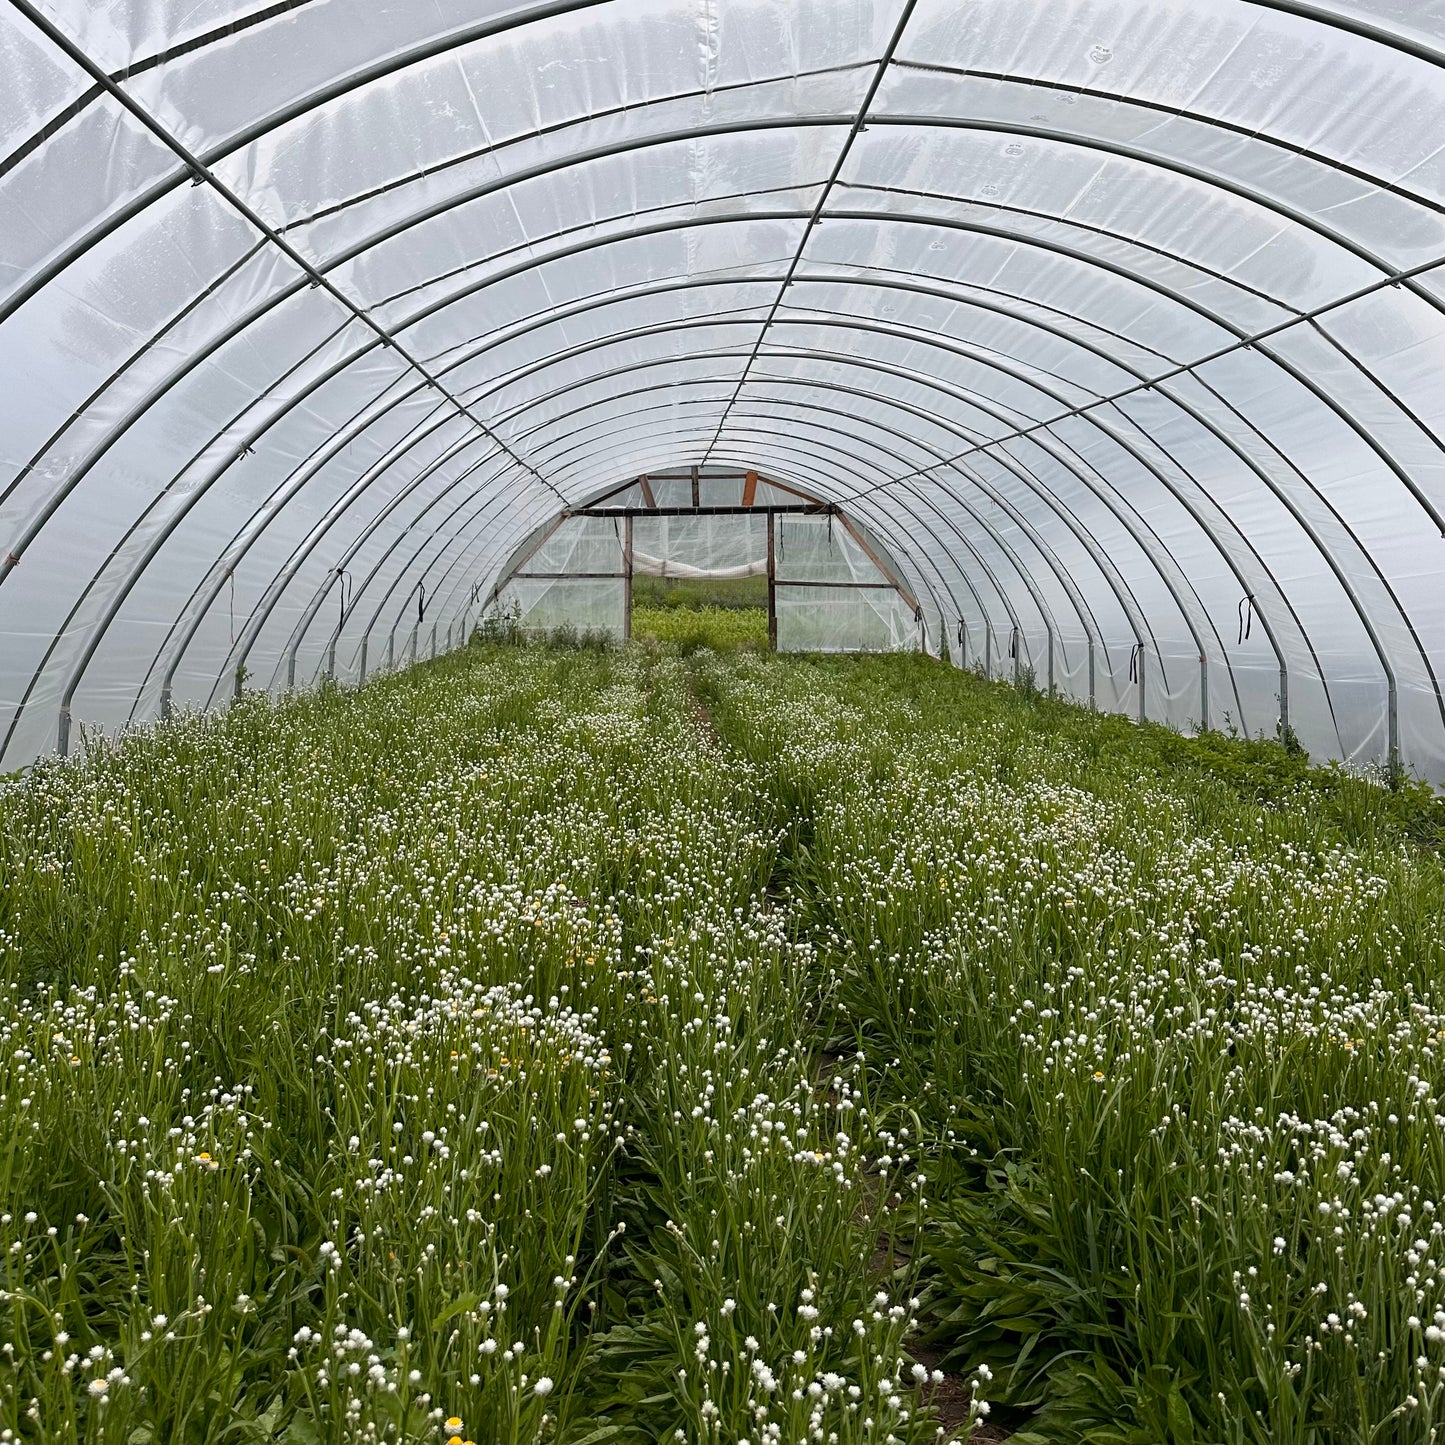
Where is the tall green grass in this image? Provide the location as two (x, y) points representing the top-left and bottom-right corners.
(630, 576), (769, 611)
(630, 603), (768, 652)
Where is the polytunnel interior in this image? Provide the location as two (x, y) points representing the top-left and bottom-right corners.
(1, 0), (1442, 780)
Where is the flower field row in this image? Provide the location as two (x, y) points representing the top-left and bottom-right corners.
(0, 639), (1441, 1442)
(0, 647), (957, 1444)
(697, 651), (1445, 1443)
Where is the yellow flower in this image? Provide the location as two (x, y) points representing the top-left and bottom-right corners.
(1092, 1071), (1105, 1081)
(445, 1419), (464, 1433)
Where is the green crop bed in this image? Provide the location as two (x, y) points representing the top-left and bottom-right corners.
(0, 641), (1441, 1443)
(631, 602), (768, 652)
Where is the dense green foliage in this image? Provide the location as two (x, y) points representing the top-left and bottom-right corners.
(630, 575), (769, 611)
(0, 648), (949, 1445)
(1, 640), (1441, 1443)
(631, 603), (768, 652)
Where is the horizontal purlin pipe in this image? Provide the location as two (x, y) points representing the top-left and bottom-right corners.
(566, 504), (832, 516)
(773, 579), (902, 590)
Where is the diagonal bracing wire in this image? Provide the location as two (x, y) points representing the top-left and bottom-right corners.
(846, 250), (1445, 522)
(698, 0), (920, 466)
(5, 0), (566, 556)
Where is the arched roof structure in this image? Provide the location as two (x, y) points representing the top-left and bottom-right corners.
(1, 0), (1442, 778)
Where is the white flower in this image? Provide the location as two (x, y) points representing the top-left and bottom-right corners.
(534, 1376), (554, 1397)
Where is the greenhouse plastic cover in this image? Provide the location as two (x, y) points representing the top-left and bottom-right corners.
(0, 0), (1442, 779)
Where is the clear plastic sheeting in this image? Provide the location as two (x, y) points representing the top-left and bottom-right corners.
(633, 514), (769, 578)
(0, 0), (1440, 781)
(494, 514), (626, 640)
(775, 514), (887, 585)
(773, 512), (923, 653)
(499, 577), (627, 641)
(491, 479), (921, 650)
(776, 584), (921, 654)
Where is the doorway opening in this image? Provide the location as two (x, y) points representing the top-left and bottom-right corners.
(486, 469), (922, 654)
